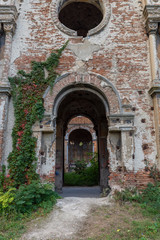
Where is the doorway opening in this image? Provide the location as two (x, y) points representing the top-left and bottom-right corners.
(55, 87), (109, 192)
(63, 116), (98, 186)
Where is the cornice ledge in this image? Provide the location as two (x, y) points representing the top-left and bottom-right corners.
(0, 5), (18, 24)
(144, 5), (160, 22)
(0, 86), (11, 96)
(143, 5), (160, 33)
(149, 85), (160, 97)
(109, 114), (134, 119)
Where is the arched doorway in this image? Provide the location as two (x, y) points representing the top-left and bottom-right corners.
(68, 129), (92, 170)
(54, 86), (109, 192)
(64, 116), (97, 173)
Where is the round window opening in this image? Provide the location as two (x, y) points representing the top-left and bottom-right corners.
(58, 1), (103, 37)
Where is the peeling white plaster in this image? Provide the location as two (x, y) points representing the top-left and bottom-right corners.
(0, 100), (5, 130)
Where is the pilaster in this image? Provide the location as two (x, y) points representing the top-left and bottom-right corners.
(0, 5), (17, 85)
(144, 3), (160, 168)
(0, 4), (17, 168)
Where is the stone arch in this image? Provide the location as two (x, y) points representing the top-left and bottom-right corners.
(43, 72), (122, 116)
(52, 82), (110, 192)
(65, 125), (95, 141)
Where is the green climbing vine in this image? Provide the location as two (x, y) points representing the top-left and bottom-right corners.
(7, 43), (67, 187)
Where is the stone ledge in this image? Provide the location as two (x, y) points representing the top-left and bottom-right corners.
(148, 85), (160, 97)
(0, 5), (18, 24)
(0, 86), (11, 96)
(144, 5), (160, 23)
(109, 114), (134, 130)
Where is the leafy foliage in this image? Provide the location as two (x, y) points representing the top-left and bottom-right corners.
(64, 154), (99, 186)
(0, 182), (60, 216)
(13, 182), (60, 214)
(114, 183), (160, 219)
(0, 188), (16, 212)
(74, 160), (87, 174)
(0, 183), (60, 240)
(7, 43), (67, 187)
(0, 165), (6, 190)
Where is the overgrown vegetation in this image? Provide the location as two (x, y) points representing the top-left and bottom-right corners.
(64, 154), (99, 186)
(113, 182), (160, 239)
(77, 203), (160, 240)
(7, 43), (67, 188)
(0, 181), (60, 215)
(0, 179), (60, 239)
(0, 45), (67, 239)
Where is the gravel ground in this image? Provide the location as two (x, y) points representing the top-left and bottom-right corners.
(21, 187), (111, 240)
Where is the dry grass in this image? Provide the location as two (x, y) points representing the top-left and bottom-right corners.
(75, 202), (159, 240)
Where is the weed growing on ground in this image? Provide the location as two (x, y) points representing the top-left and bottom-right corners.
(64, 154), (99, 186)
(0, 181), (60, 239)
(113, 183), (160, 240)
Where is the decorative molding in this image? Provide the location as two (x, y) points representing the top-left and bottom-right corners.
(149, 85), (160, 97)
(32, 115), (55, 132)
(0, 6), (18, 32)
(0, 86), (11, 96)
(143, 5), (160, 34)
(3, 22), (15, 33)
(109, 114), (134, 130)
(146, 21), (158, 34)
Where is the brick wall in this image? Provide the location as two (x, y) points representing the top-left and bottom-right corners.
(0, 0), (157, 188)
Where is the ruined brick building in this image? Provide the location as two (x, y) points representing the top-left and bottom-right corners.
(0, 0), (160, 191)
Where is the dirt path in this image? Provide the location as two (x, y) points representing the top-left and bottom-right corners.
(21, 194), (111, 240)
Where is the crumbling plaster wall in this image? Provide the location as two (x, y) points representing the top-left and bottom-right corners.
(2, 0), (157, 186)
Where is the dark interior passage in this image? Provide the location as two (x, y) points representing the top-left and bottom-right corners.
(58, 2), (103, 37)
(55, 87), (109, 192)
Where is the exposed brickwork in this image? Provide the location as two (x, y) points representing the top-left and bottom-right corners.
(69, 116), (92, 125)
(109, 170), (155, 189)
(44, 73), (121, 115)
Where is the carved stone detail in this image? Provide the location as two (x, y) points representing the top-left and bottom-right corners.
(3, 23), (15, 33)
(143, 5), (160, 34)
(146, 21), (158, 34)
(0, 6), (17, 34)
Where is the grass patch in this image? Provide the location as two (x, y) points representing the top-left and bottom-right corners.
(0, 205), (57, 240)
(76, 183), (160, 240)
(77, 204), (160, 240)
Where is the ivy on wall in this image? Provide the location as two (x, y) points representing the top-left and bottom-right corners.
(8, 44), (67, 187)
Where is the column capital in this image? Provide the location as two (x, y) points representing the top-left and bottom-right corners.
(143, 5), (160, 34)
(146, 21), (158, 34)
(3, 22), (15, 34)
(0, 5), (17, 34)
